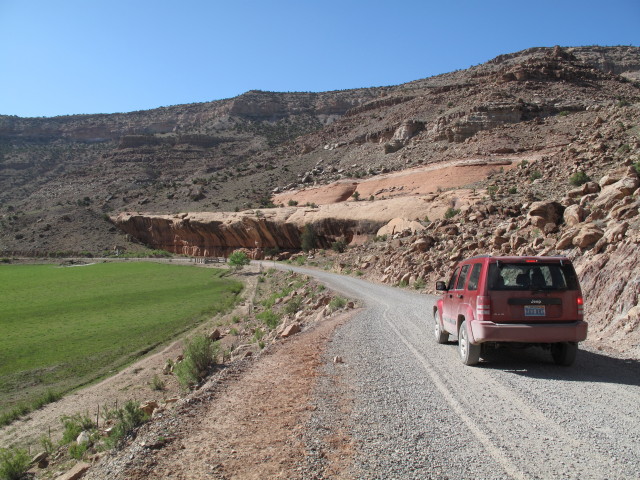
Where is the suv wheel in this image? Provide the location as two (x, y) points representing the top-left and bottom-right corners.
(434, 309), (449, 344)
(551, 342), (578, 366)
(458, 320), (480, 365)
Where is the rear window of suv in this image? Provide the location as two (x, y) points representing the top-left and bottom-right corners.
(488, 262), (579, 291)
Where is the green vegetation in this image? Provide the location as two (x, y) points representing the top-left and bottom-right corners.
(228, 250), (251, 270)
(103, 400), (149, 449)
(257, 309), (280, 329)
(569, 171), (590, 186)
(328, 296), (347, 312)
(633, 161), (640, 175)
(444, 207), (460, 219)
(174, 334), (220, 389)
(0, 448), (30, 480)
(287, 199), (298, 206)
(530, 170), (543, 181)
(0, 263), (242, 421)
(331, 239), (347, 253)
(301, 224), (318, 252)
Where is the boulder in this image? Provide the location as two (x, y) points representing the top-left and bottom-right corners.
(556, 228), (579, 250)
(55, 462), (91, 480)
(527, 201), (564, 226)
(281, 324), (301, 338)
(563, 204), (586, 227)
(594, 222), (629, 253)
(209, 329), (221, 341)
(572, 223), (604, 248)
(76, 431), (91, 445)
(140, 401), (159, 416)
(592, 175), (640, 210)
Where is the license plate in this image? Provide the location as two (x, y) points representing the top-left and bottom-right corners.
(525, 305), (545, 317)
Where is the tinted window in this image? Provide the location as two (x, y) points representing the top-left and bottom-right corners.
(455, 265), (470, 290)
(488, 263), (579, 291)
(447, 267), (461, 291)
(467, 263), (482, 291)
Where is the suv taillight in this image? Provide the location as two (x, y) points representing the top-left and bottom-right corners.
(577, 296), (584, 317)
(476, 295), (491, 321)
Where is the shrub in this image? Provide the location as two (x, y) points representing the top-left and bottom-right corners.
(228, 251), (250, 271)
(257, 309), (280, 329)
(444, 207), (460, 219)
(284, 296), (303, 315)
(104, 400), (149, 448)
(328, 297), (347, 312)
(294, 255), (306, 266)
(300, 224), (318, 252)
(69, 442), (89, 460)
(351, 191), (360, 201)
(414, 278), (426, 290)
(0, 448), (30, 480)
(174, 335), (219, 388)
(633, 161), (640, 175)
(287, 199), (298, 206)
(253, 328), (265, 341)
(61, 413), (95, 444)
(558, 110), (570, 117)
(373, 234), (387, 242)
(508, 186), (518, 195)
(530, 170), (542, 181)
(487, 185), (498, 199)
(331, 240), (347, 253)
(569, 171), (590, 186)
(151, 374), (165, 391)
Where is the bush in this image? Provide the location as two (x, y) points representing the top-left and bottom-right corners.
(284, 295), (303, 315)
(328, 297), (347, 312)
(104, 400), (149, 448)
(633, 161), (640, 175)
(444, 207), (460, 219)
(569, 171), (590, 186)
(0, 448), (30, 480)
(61, 413), (94, 444)
(287, 199), (298, 206)
(151, 374), (165, 391)
(508, 186), (518, 195)
(300, 224), (318, 252)
(228, 251), (250, 270)
(414, 278), (426, 290)
(257, 309), (280, 329)
(331, 240), (347, 253)
(174, 335), (219, 388)
(294, 256), (306, 266)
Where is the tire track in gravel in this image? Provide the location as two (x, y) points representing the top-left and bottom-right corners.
(277, 264), (640, 480)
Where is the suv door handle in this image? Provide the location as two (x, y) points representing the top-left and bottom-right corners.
(457, 294), (463, 299)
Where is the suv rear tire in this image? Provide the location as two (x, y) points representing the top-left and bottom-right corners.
(551, 342), (578, 366)
(458, 320), (481, 365)
(434, 309), (449, 344)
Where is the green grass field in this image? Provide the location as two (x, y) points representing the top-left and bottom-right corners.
(0, 262), (242, 420)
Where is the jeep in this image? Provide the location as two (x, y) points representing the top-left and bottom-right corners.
(434, 255), (587, 366)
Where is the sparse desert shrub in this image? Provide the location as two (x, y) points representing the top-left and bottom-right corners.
(373, 234), (387, 242)
(228, 251), (250, 271)
(253, 328), (265, 341)
(331, 240), (347, 253)
(633, 161), (640, 175)
(287, 199), (298, 206)
(530, 170), (542, 181)
(0, 448), (30, 480)
(328, 297), (347, 312)
(284, 295), (303, 315)
(558, 110), (570, 117)
(300, 224), (318, 252)
(617, 144), (631, 155)
(151, 374), (165, 391)
(444, 207), (460, 219)
(174, 335), (219, 388)
(257, 309), (280, 329)
(61, 413), (95, 444)
(351, 191), (360, 201)
(414, 278), (426, 290)
(487, 185), (498, 199)
(508, 186), (518, 195)
(569, 171), (590, 186)
(104, 400), (149, 448)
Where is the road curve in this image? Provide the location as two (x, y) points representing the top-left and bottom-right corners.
(273, 263), (640, 480)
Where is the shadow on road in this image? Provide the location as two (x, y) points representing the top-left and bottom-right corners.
(477, 346), (640, 387)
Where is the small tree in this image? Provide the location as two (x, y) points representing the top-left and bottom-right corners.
(300, 224), (318, 252)
(228, 251), (250, 271)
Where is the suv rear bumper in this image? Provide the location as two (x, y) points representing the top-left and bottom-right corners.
(470, 320), (588, 344)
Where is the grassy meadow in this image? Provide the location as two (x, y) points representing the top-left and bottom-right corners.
(0, 262), (242, 422)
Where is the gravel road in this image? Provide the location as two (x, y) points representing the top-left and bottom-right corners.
(276, 264), (640, 480)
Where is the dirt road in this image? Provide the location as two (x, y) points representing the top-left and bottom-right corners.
(283, 265), (640, 480)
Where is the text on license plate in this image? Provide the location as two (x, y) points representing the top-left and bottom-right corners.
(524, 305), (546, 316)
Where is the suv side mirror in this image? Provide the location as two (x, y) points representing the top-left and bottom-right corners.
(435, 281), (447, 291)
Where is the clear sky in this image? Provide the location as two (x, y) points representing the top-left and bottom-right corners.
(1, 0), (638, 118)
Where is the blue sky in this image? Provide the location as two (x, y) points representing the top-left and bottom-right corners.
(1, 0), (638, 118)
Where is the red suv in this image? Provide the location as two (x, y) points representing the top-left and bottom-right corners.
(434, 255), (587, 366)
